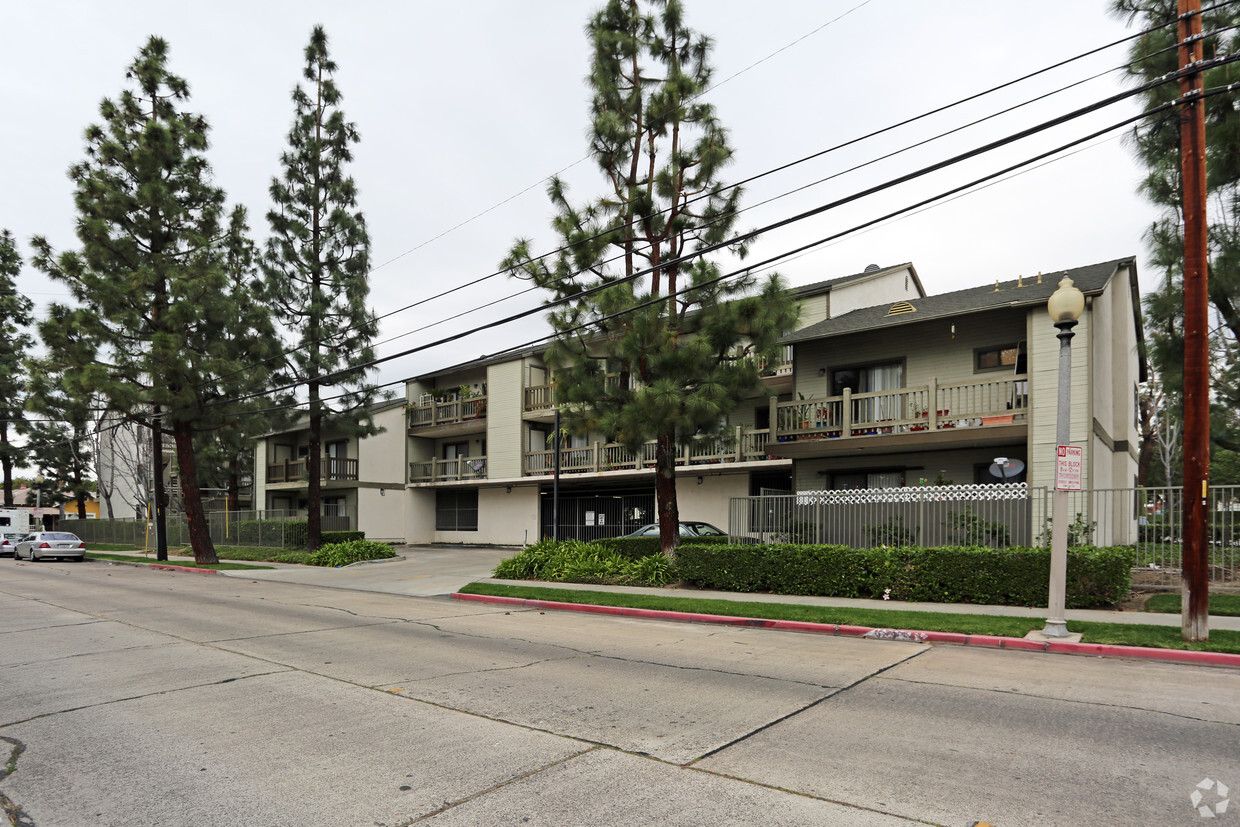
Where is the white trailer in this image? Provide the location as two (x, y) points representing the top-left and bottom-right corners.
(0, 508), (31, 534)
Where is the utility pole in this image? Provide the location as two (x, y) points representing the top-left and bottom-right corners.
(1178, 0), (1210, 641)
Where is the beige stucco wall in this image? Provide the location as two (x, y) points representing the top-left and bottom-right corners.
(358, 404), (408, 485)
(432, 485), (539, 546)
(357, 487), (404, 542)
(673, 473), (750, 528)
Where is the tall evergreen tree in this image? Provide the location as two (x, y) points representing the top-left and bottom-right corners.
(23, 364), (94, 519)
(0, 230), (34, 506)
(1112, 1), (1240, 455)
(503, 0), (799, 554)
(197, 206), (277, 512)
(263, 26), (378, 552)
(31, 37), (274, 563)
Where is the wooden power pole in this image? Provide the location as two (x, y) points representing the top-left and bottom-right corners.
(1179, 0), (1210, 641)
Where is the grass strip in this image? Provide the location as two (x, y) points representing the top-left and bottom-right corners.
(83, 543), (148, 552)
(459, 582), (1240, 655)
(1145, 592), (1240, 617)
(458, 583), (1041, 637)
(85, 552), (273, 571)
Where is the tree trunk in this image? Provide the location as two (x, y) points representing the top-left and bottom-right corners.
(654, 430), (680, 557)
(307, 389), (323, 553)
(173, 420), (218, 565)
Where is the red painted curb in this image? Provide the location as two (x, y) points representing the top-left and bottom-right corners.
(451, 592), (1240, 668)
(146, 564), (221, 575)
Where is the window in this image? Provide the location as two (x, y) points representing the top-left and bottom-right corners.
(975, 344), (1020, 372)
(322, 496), (346, 517)
(436, 489), (478, 531)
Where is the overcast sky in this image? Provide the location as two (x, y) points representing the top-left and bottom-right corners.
(3, 1), (1160, 392)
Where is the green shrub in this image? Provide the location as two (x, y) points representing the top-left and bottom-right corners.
(307, 539), (397, 567)
(594, 535), (729, 559)
(492, 539), (674, 587)
(322, 531), (365, 544)
(675, 543), (1134, 609)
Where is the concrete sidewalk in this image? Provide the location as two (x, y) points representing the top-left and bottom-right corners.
(93, 545), (1240, 632)
(477, 577), (1240, 631)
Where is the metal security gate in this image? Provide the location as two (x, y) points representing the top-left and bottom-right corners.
(540, 493), (655, 541)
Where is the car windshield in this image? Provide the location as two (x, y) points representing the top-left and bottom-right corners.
(44, 533), (80, 541)
(688, 523), (725, 536)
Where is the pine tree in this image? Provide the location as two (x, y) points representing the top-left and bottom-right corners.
(1113, 1), (1240, 457)
(31, 37), (274, 563)
(503, 0), (799, 554)
(23, 365), (94, 519)
(263, 26), (378, 552)
(0, 230), (33, 506)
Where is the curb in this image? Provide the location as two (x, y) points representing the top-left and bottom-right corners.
(87, 557), (223, 576)
(451, 593), (1240, 668)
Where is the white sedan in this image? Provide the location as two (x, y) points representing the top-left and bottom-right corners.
(14, 532), (86, 561)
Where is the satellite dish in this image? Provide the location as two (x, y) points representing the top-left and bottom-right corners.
(989, 458), (1025, 480)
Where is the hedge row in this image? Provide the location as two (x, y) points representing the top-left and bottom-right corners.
(592, 535), (730, 560)
(673, 543), (1135, 609)
(1139, 518), (1240, 544)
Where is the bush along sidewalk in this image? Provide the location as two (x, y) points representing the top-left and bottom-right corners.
(307, 539), (397, 567)
(673, 543), (1135, 609)
(489, 539), (1133, 607)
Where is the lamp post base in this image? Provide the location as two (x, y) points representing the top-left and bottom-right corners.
(1027, 622), (1082, 644)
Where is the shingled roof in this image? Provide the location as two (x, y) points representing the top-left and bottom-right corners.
(782, 257), (1137, 344)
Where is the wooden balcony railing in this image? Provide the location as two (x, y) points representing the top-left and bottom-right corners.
(523, 384), (555, 412)
(522, 428), (771, 476)
(409, 455), (488, 483)
(266, 457), (359, 483)
(409, 395), (487, 429)
(773, 375), (1027, 442)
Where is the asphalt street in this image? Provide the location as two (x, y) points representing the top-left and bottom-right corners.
(2, 557), (1238, 826)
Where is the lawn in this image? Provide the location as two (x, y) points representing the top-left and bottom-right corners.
(85, 552), (273, 571)
(458, 582), (1240, 655)
(1146, 592), (1240, 617)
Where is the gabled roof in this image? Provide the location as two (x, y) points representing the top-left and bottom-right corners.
(791, 262), (924, 299)
(783, 257), (1136, 344)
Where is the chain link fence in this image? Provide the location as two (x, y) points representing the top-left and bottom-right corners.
(67, 510), (351, 550)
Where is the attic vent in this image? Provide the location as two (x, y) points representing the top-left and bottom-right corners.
(863, 263), (881, 273)
(886, 301), (916, 316)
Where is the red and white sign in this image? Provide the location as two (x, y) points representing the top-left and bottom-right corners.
(1055, 445), (1083, 491)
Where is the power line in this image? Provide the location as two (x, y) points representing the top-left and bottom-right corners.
(230, 60), (1232, 414)
(189, 7), (1190, 394)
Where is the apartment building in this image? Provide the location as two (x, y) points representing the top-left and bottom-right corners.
(251, 257), (1143, 546)
(253, 397), (408, 542)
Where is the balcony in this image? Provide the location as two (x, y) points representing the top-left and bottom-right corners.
(523, 428), (774, 476)
(408, 394), (488, 437)
(266, 457), (359, 484)
(768, 375), (1027, 457)
(523, 384), (555, 416)
(409, 455), (488, 484)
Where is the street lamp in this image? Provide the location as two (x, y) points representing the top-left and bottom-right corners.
(1043, 277), (1085, 638)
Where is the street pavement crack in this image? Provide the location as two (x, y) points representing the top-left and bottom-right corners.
(400, 747), (602, 824)
(0, 669), (290, 728)
(877, 673), (1240, 726)
(686, 646), (933, 764)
